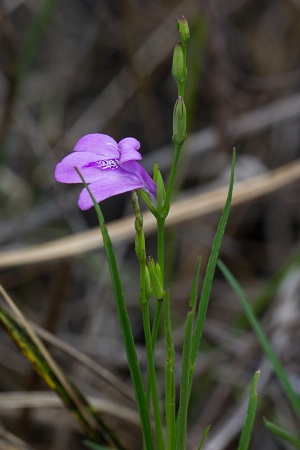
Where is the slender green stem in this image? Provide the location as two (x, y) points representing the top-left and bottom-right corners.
(149, 217), (165, 353)
(140, 267), (164, 450)
(157, 218), (165, 283)
(178, 84), (184, 98)
(264, 418), (300, 448)
(164, 291), (175, 450)
(164, 143), (183, 215)
(237, 370), (260, 450)
(145, 216), (165, 406)
(197, 425), (211, 450)
(175, 259), (201, 450)
(146, 300), (163, 407)
(147, 216), (165, 364)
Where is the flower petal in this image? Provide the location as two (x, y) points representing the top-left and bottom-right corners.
(118, 137), (142, 164)
(78, 170), (144, 210)
(122, 160), (156, 199)
(55, 152), (109, 183)
(73, 133), (119, 158)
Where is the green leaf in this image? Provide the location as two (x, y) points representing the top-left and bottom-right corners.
(264, 418), (300, 449)
(218, 260), (300, 419)
(188, 149), (236, 397)
(236, 250), (300, 329)
(197, 425), (211, 450)
(238, 370), (260, 450)
(175, 258), (201, 450)
(83, 440), (110, 450)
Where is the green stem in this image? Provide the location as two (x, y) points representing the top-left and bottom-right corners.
(140, 265), (164, 450)
(174, 259), (200, 450)
(157, 218), (165, 282)
(164, 143), (183, 215)
(164, 291), (175, 450)
(149, 217), (165, 352)
(146, 214), (165, 409)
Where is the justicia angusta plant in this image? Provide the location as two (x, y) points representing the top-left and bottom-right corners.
(52, 16), (256, 450)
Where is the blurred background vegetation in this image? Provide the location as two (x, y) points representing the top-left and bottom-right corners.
(1, 0), (300, 448)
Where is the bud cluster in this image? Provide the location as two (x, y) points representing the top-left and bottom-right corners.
(172, 16), (189, 145)
(147, 256), (165, 301)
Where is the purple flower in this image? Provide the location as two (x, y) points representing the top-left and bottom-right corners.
(55, 133), (156, 210)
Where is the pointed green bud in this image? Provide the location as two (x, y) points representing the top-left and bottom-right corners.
(135, 212), (143, 232)
(147, 257), (165, 301)
(153, 162), (159, 184)
(155, 262), (162, 284)
(172, 41), (186, 85)
(134, 212), (145, 261)
(173, 96), (187, 145)
(135, 231), (145, 261)
(131, 191), (140, 217)
(154, 165), (166, 210)
(145, 266), (152, 300)
(177, 16), (190, 45)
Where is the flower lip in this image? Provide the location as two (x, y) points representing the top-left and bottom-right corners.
(83, 159), (120, 170)
(55, 133), (156, 210)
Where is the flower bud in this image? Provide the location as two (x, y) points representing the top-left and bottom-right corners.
(131, 191), (140, 216)
(177, 16), (190, 45)
(145, 266), (152, 301)
(173, 96), (187, 145)
(172, 42), (186, 85)
(135, 212), (143, 232)
(147, 257), (165, 301)
(134, 212), (145, 261)
(153, 163), (166, 210)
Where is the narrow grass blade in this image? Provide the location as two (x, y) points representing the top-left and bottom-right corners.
(189, 149), (236, 396)
(0, 286), (125, 448)
(83, 441), (111, 450)
(236, 250), (300, 329)
(165, 291), (176, 450)
(75, 170), (154, 450)
(218, 260), (300, 419)
(197, 425), (211, 450)
(237, 370), (260, 450)
(264, 418), (300, 449)
(175, 258), (201, 450)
